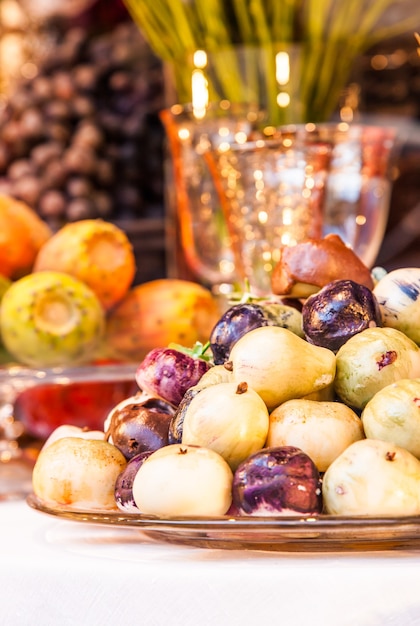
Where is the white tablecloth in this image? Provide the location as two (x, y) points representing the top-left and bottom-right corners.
(2, 499), (420, 626)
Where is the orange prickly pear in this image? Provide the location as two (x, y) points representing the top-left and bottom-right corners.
(34, 219), (136, 311)
(0, 195), (52, 279)
(105, 278), (221, 362)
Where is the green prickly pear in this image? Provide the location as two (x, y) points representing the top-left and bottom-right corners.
(0, 271), (105, 367)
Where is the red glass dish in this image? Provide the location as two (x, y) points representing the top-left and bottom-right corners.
(14, 377), (138, 439)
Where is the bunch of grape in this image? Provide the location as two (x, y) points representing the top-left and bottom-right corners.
(0, 18), (166, 229)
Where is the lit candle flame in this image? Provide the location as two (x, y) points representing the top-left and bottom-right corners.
(276, 51), (290, 85)
(275, 51), (290, 110)
(192, 50), (209, 119)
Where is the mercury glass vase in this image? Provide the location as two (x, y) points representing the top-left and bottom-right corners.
(208, 123), (398, 295)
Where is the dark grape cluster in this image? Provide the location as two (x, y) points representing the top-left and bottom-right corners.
(0, 19), (166, 228)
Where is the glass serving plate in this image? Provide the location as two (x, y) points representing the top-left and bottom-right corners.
(0, 363), (139, 499)
(26, 494), (420, 552)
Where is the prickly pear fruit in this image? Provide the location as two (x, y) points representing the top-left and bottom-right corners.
(0, 275), (11, 302)
(0, 195), (52, 279)
(0, 274), (12, 361)
(0, 271), (105, 367)
(34, 219), (136, 311)
(105, 279), (221, 362)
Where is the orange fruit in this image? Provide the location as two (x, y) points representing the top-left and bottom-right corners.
(0, 195), (52, 279)
(34, 219), (136, 311)
(105, 278), (221, 361)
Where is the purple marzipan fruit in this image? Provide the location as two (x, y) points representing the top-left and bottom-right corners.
(114, 451), (153, 513)
(135, 347), (211, 406)
(232, 446), (323, 516)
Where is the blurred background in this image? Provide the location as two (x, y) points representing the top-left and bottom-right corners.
(0, 0), (419, 284)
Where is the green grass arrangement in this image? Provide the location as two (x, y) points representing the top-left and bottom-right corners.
(123, 0), (417, 124)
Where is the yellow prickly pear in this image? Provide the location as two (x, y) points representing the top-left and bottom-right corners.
(0, 271), (105, 367)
